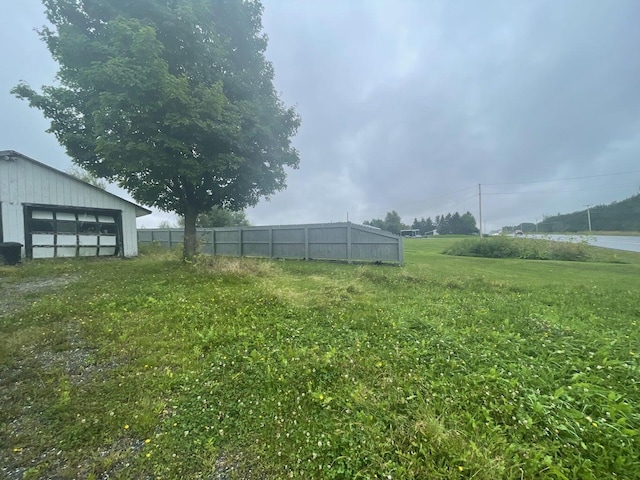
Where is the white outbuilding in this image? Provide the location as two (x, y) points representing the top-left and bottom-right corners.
(0, 150), (151, 260)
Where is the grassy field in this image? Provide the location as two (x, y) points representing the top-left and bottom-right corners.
(1, 238), (639, 479)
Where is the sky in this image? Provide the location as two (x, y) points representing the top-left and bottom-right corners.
(2, 0), (640, 232)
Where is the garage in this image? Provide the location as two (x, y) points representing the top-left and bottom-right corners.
(0, 150), (150, 261)
(26, 206), (123, 258)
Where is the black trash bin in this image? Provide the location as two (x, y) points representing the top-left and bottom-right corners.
(0, 242), (23, 265)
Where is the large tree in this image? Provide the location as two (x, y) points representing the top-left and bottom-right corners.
(12, 0), (300, 259)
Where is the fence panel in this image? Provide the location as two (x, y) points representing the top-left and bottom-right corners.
(138, 222), (403, 264)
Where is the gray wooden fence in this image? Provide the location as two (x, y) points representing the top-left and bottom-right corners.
(138, 222), (403, 264)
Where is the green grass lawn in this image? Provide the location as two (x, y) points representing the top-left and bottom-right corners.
(1, 238), (639, 479)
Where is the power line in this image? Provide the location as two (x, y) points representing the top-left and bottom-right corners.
(413, 184), (477, 203)
(390, 184), (477, 209)
(484, 170), (640, 186)
(459, 193), (479, 203)
(485, 183), (639, 195)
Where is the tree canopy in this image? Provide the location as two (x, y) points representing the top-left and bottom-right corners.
(532, 192), (640, 233)
(412, 217), (435, 235)
(12, 0), (300, 259)
(363, 211), (407, 235)
(364, 210), (478, 235)
(433, 211), (478, 235)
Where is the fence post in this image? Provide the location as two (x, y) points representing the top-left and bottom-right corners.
(211, 229), (216, 256)
(268, 227), (273, 259)
(304, 226), (309, 260)
(347, 222), (352, 263)
(398, 235), (404, 266)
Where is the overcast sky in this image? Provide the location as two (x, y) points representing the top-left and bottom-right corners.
(2, 0), (640, 232)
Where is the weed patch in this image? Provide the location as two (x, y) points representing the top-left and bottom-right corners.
(444, 236), (594, 261)
(193, 254), (276, 278)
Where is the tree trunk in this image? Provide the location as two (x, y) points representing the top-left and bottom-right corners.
(183, 204), (198, 261)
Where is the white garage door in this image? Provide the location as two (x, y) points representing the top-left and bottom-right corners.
(27, 208), (121, 258)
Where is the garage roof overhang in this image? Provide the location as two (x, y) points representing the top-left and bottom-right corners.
(0, 150), (152, 217)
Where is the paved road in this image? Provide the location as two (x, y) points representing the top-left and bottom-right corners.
(530, 234), (640, 253)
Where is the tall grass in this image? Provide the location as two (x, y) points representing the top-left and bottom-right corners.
(444, 236), (593, 261)
(1, 240), (639, 479)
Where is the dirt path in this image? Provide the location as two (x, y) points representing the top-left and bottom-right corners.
(0, 275), (80, 318)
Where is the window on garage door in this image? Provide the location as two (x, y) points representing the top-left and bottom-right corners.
(25, 206), (122, 258)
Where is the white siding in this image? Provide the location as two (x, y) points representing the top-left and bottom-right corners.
(0, 154), (148, 257)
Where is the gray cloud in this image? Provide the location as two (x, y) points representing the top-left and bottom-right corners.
(249, 0), (640, 229)
(2, 0), (639, 230)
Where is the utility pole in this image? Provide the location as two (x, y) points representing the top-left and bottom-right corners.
(584, 205), (592, 232)
(478, 184), (483, 238)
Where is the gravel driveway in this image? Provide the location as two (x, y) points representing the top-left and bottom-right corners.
(0, 275), (79, 318)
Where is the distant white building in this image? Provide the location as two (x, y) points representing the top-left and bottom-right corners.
(400, 229), (420, 237)
(0, 150), (150, 259)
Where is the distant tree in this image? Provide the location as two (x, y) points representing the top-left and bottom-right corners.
(412, 217), (435, 235)
(424, 217), (435, 234)
(158, 219), (176, 229)
(563, 194), (640, 232)
(438, 213), (452, 235)
(363, 218), (385, 230)
(436, 214), (448, 234)
(449, 212), (462, 234)
(363, 210), (407, 234)
(66, 166), (107, 190)
(384, 210), (405, 235)
(428, 211), (478, 235)
(178, 207), (250, 228)
(12, 0), (300, 260)
(459, 211), (479, 235)
(370, 211), (477, 235)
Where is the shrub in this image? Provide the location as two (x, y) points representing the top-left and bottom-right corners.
(444, 236), (592, 262)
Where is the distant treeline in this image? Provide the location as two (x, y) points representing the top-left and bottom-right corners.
(364, 210), (478, 235)
(504, 193), (640, 233)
